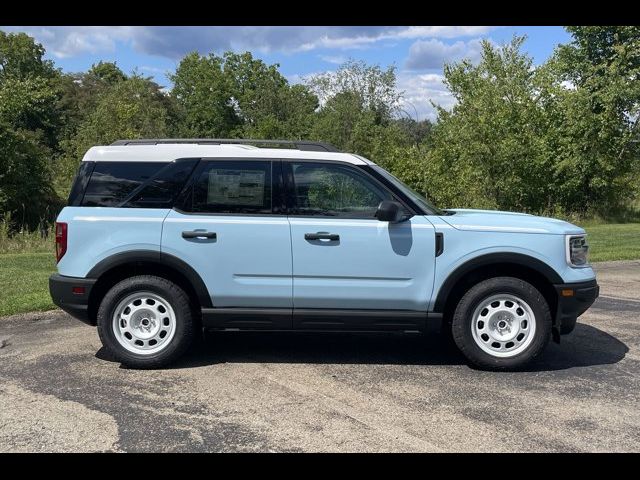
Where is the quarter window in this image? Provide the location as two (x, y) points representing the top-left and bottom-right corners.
(81, 162), (165, 207)
(289, 162), (391, 218)
(190, 161), (272, 214)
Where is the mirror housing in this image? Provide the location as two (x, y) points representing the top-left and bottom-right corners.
(375, 200), (404, 223)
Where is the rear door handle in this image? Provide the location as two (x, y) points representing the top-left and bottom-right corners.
(305, 232), (340, 241)
(182, 230), (217, 239)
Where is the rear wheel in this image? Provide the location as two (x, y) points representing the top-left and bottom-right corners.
(452, 276), (551, 370)
(97, 275), (196, 369)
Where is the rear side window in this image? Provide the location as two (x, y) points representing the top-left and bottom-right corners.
(122, 159), (198, 208)
(79, 160), (198, 208)
(187, 160), (272, 214)
(82, 162), (165, 207)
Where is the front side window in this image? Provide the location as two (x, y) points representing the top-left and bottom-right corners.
(289, 162), (392, 218)
(189, 160), (272, 214)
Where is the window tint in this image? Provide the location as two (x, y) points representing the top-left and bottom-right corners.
(290, 162), (391, 218)
(67, 161), (95, 206)
(82, 162), (165, 207)
(123, 159), (198, 208)
(190, 161), (272, 214)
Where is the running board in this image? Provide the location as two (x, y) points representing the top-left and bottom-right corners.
(201, 308), (442, 331)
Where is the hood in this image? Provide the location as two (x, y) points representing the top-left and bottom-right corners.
(440, 209), (585, 235)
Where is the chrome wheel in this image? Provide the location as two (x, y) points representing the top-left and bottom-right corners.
(470, 294), (536, 358)
(112, 292), (177, 355)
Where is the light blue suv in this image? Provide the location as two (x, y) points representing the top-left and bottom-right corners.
(49, 139), (599, 370)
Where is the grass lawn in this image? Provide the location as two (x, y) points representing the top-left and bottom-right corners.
(0, 253), (57, 317)
(0, 223), (638, 317)
(581, 223), (640, 262)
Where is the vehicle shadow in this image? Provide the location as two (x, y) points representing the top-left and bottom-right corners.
(97, 322), (628, 372)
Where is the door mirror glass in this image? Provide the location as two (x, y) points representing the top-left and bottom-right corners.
(375, 200), (404, 223)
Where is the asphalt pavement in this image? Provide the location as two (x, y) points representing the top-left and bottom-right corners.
(1, 261), (638, 452)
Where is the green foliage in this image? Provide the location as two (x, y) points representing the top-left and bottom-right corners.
(424, 38), (553, 211)
(306, 60), (412, 164)
(0, 32), (63, 230)
(0, 31), (57, 81)
(57, 75), (171, 194)
(546, 26), (640, 215)
(1, 27), (639, 239)
(170, 52), (239, 137)
(170, 51), (318, 140)
(423, 31), (640, 215)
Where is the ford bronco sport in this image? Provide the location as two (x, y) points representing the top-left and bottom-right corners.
(49, 139), (599, 370)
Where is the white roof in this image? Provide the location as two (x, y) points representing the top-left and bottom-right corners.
(82, 144), (375, 166)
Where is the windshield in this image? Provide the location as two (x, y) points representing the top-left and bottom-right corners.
(372, 165), (445, 216)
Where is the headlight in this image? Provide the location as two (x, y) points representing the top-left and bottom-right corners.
(566, 235), (590, 267)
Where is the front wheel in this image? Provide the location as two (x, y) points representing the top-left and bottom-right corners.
(452, 277), (551, 370)
(97, 275), (196, 369)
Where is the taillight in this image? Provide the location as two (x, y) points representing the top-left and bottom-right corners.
(55, 222), (67, 263)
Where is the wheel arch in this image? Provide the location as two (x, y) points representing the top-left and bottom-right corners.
(86, 250), (212, 324)
(433, 252), (561, 319)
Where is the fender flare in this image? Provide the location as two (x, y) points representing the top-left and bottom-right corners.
(433, 252), (563, 312)
(87, 250), (212, 308)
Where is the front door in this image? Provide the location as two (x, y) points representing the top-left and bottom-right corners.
(285, 161), (436, 328)
(161, 159), (292, 328)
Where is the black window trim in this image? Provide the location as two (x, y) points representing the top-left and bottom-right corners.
(68, 161), (96, 206)
(173, 157), (287, 217)
(282, 158), (418, 220)
(359, 165), (434, 215)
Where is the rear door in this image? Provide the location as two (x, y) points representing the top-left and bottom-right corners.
(161, 159), (293, 328)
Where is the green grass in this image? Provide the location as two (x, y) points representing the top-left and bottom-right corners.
(582, 223), (640, 262)
(0, 253), (57, 317)
(0, 223), (638, 317)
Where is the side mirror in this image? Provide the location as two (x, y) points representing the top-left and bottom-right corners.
(375, 200), (404, 223)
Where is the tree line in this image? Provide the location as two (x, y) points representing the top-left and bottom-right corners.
(1, 26), (638, 232)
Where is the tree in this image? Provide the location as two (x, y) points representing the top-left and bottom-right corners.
(307, 60), (402, 124)
(0, 31), (62, 229)
(0, 31), (57, 81)
(169, 52), (239, 137)
(424, 37), (555, 212)
(547, 26), (640, 215)
(307, 60), (410, 162)
(223, 52), (318, 139)
(89, 61), (127, 85)
(58, 75), (172, 194)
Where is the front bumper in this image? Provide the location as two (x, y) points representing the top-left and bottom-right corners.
(49, 274), (97, 325)
(553, 279), (599, 336)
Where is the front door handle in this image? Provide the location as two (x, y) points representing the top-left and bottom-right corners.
(182, 230), (217, 240)
(305, 232), (340, 241)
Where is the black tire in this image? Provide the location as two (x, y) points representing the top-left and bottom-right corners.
(451, 276), (551, 371)
(97, 275), (196, 369)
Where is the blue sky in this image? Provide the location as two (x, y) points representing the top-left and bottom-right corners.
(2, 26), (572, 120)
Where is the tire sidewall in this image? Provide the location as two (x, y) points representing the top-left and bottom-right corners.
(97, 276), (193, 368)
(453, 277), (551, 370)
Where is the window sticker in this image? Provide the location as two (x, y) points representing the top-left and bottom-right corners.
(207, 169), (265, 206)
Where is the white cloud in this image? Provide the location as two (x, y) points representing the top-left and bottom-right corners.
(1, 26), (497, 59)
(392, 26), (494, 39)
(405, 38), (485, 70)
(1, 26), (136, 58)
(397, 72), (455, 121)
(318, 54), (348, 65)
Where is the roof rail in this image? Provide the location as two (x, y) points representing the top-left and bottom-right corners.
(110, 138), (341, 152)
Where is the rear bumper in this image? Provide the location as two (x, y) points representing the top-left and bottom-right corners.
(49, 274), (97, 325)
(553, 279), (599, 335)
